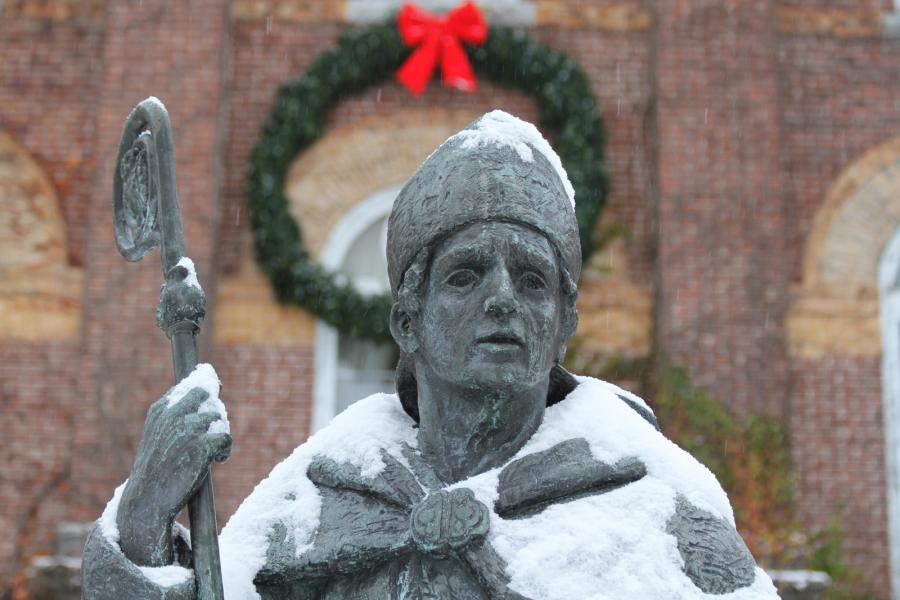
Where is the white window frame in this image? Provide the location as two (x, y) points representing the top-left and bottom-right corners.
(311, 185), (401, 433)
(879, 227), (900, 598)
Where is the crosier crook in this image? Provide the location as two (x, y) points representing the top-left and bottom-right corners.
(113, 97), (225, 600)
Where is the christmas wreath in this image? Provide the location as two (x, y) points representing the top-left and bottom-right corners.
(247, 3), (608, 342)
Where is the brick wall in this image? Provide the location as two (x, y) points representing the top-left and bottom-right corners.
(0, 0), (231, 593)
(777, 6), (900, 596)
(791, 355), (889, 595)
(210, 345), (315, 518)
(0, 343), (80, 593)
(778, 32), (900, 285)
(650, 2), (900, 595)
(0, 5), (104, 592)
(655, 0), (792, 420)
(2, 0), (900, 597)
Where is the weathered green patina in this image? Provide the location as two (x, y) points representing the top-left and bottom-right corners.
(83, 111), (766, 600)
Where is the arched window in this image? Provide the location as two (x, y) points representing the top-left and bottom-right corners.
(312, 186), (400, 431)
(0, 130), (81, 341)
(880, 228), (900, 595)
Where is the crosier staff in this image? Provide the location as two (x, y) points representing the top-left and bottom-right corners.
(113, 97), (225, 600)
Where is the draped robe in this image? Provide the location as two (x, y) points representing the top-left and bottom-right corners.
(82, 376), (780, 600)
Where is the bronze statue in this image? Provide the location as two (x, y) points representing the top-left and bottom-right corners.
(82, 109), (779, 599)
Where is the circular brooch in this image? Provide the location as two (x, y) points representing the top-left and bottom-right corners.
(410, 488), (490, 555)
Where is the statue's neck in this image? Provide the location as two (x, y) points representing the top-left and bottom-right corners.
(415, 371), (547, 484)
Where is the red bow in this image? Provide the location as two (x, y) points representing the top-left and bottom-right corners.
(396, 2), (488, 96)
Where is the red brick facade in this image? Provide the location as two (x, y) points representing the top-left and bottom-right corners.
(1, 1), (899, 597)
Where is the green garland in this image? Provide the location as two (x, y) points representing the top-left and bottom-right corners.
(247, 21), (608, 343)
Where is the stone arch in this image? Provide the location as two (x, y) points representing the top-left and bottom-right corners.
(0, 131), (81, 341)
(283, 108), (482, 260)
(788, 135), (900, 358)
(804, 136), (900, 293)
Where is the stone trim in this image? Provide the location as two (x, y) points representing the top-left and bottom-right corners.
(347, 0), (535, 26)
(284, 108), (480, 259)
(570, 234), (653, 360)
(575, 277), (653, 358)
(802, 137), (900, 292)
(232, 0), (651, 31)
(535, 1), (650, 31)
(787, 288), (880, 358)
(775, 6), (884, 39)
(231, 0), (344, 24)
(0, 0), (105, 20)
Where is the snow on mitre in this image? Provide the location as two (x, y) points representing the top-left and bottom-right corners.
(450, 110), (576, 208)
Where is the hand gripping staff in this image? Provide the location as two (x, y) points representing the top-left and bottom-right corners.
(113, 97), (225, 600)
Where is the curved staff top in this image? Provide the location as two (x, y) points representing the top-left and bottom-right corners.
(113, 97), (224, 600)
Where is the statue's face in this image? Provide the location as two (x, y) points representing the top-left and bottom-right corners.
(413, 221), (566, 392)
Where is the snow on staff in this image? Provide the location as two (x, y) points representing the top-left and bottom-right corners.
(113, 97), (225, 600)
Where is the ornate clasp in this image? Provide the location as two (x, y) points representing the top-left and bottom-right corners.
(409, 488), (490, 556)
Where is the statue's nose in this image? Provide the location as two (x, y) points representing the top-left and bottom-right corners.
(483, 267), (518, 316)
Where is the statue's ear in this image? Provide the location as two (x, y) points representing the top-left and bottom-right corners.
(390, 302), (419, 354)
(556, 298), (578, 363)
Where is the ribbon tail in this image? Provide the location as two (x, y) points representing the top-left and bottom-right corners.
(397, 35), (441, 96)
(440, 37), (477, 93)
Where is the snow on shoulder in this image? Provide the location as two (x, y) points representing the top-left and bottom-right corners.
(218, 393), (416, 600)
(213, 379), (776, 599)
(452, 377), (778, 599)
(453, 110), (576, 208)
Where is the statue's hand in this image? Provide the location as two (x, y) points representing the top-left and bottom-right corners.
(116, 384), (231, 567)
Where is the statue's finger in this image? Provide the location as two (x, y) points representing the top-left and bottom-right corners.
(206, 433), (232, 464)
(186, 411), (222, 433)
(144, 398), (167, 429)
(169, 387), (210, 416)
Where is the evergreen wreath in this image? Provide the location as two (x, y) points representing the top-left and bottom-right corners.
(247, 21), (608, 343)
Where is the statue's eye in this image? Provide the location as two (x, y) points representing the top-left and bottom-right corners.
(520, 272), (547, 291)
(446, 269), (478, 288)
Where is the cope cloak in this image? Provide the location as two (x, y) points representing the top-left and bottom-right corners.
(83, 376), (780, 599)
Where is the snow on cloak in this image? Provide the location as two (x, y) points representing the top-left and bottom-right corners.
(217, 376), (781, 600)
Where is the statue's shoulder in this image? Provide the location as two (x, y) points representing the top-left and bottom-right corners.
(539, 373), (733, 516)
(303, 392), (416, 458)
(218, 393), (415, 595)
(499, 375), (779, 598)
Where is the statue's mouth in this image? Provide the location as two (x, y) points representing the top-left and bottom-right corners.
(476, 332), (524, 347)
